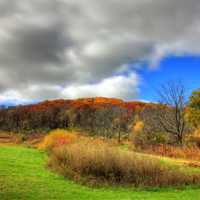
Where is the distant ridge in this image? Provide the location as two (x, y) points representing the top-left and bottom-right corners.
(1, 97), (154, 110)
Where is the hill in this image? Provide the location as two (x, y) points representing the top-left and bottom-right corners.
(0, 97), (152, 136)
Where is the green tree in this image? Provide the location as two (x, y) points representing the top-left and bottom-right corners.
(186, 88), (200, 128)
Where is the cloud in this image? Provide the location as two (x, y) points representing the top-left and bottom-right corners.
(0, 0), (200, 101)
(0, 73), (139, 101)
(61, 73), (139, 100)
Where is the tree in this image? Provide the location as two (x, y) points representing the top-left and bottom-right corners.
(132, 106), (168, 148)
(93, 106), (115, 138)
(156, 81), (187, 145)
(186, 88), (200, 128)
(112, 106), (131, 143)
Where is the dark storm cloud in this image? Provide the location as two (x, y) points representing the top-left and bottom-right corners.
(13, 25), (70, 64)
(0, 1), (17, 18)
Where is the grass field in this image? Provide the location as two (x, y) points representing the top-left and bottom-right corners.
(1, 145), (200, 200)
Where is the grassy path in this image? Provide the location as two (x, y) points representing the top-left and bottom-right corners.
(1, 145), (200, 200)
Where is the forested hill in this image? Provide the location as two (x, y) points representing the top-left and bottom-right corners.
(0, 97), (153, 136)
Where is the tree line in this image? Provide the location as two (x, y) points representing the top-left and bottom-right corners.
(0, 83), (200, 146)
(0, 98), (145, 142)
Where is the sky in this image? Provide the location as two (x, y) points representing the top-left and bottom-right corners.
(0, 0), (200, 105)
(138, 56), (200, 102)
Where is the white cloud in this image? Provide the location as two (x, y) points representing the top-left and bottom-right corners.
(0, 90), (23, 101)
(61, 73), (139, 100)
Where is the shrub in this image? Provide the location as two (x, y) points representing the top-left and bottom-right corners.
(189, 128), (200, 147)
(143, 144), (200, 162)
(48, 142), (200, 187)
(38, 129), (78, 151)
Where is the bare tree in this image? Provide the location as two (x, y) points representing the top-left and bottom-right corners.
(156, 81), (187, 145)
(112, 106), (131, 143)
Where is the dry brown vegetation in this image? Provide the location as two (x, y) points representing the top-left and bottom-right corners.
(48, 142), (200, 187)
(142, 144), (200, 162)
(38, 129), (79, 151)
(0, 131), (45, 147)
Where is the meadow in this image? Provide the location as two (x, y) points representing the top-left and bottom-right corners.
(1, 130), (200, 200)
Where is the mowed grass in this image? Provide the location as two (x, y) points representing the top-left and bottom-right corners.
(1, 145), (200, 200)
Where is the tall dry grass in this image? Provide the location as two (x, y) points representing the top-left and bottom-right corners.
(143, 144), (200, 162)
(48, 142), (200, 187)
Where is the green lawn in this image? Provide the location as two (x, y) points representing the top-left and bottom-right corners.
(1, 145), (200, 200)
